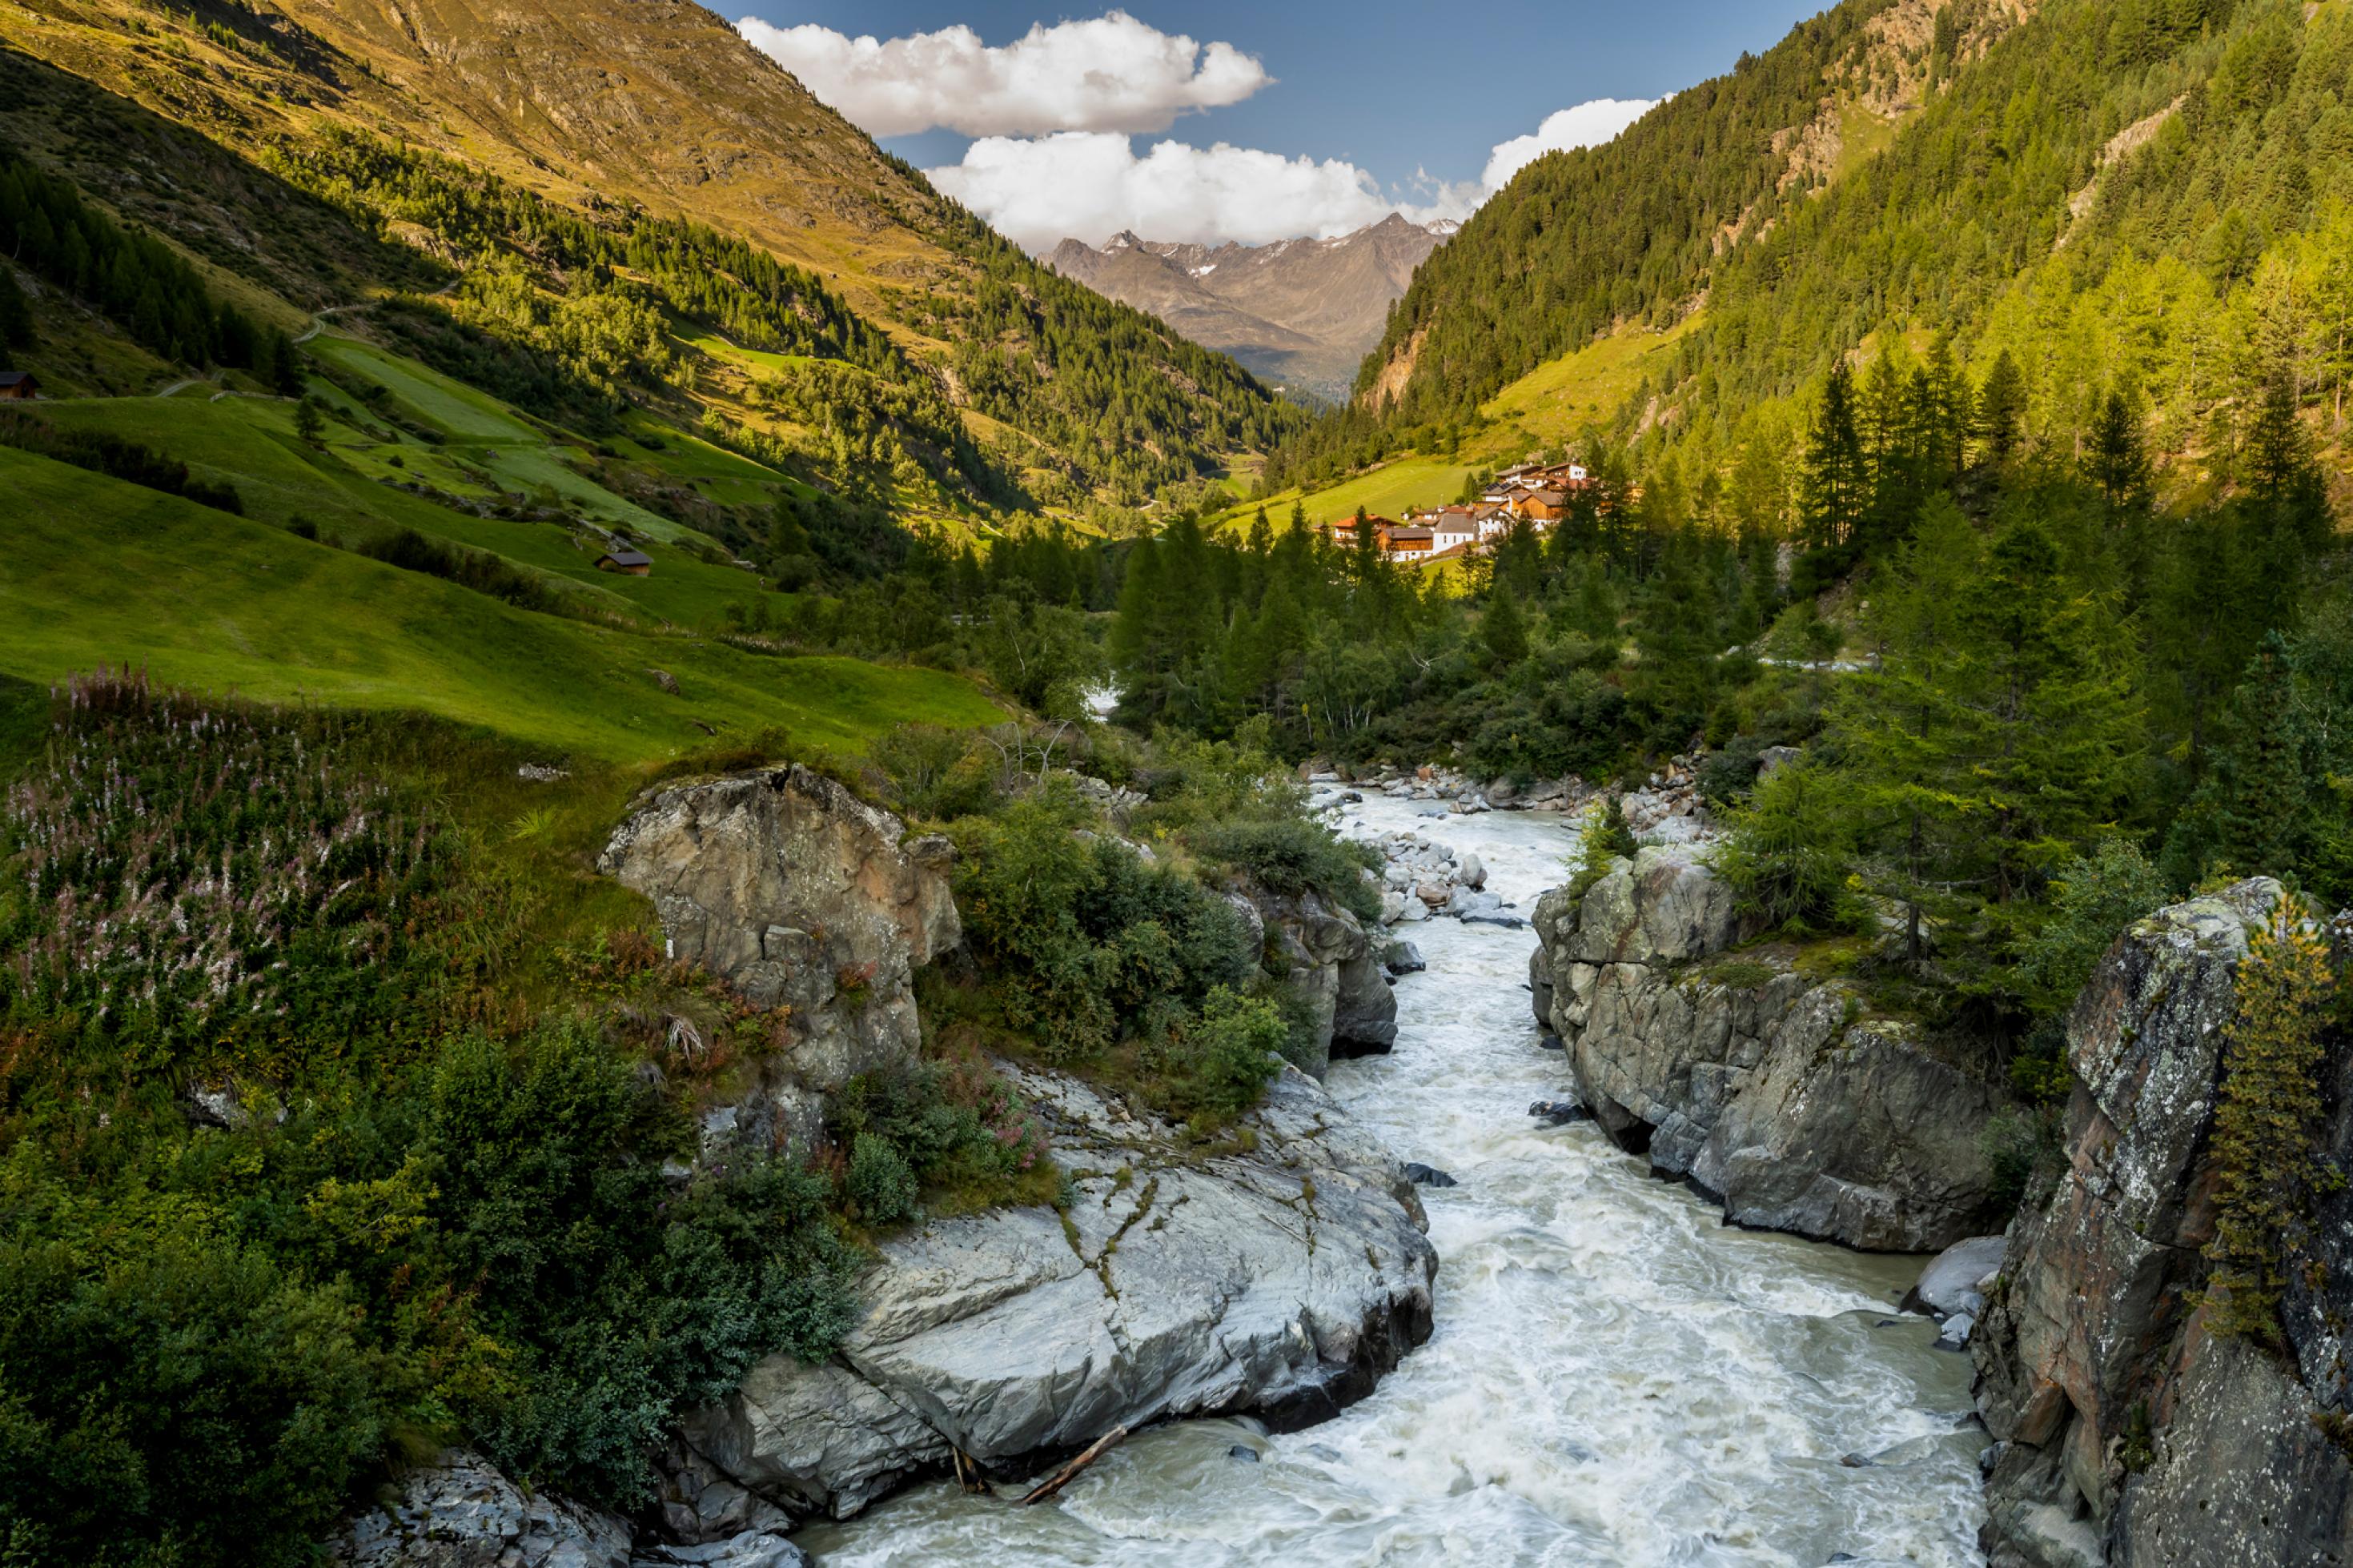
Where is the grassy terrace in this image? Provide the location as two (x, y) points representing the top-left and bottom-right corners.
(2, 448), (1002, 760)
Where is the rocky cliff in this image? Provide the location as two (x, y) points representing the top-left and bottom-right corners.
(1973, 879), (2353, 1567)
(1528, 847), (2000, 1250)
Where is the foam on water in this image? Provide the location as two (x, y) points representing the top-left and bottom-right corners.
(797, 796), (1987, 1566)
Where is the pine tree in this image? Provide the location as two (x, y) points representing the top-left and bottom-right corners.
(2084, 383), (2152, 512)
(1480, 587), (1530, 668)
(1975, 349), (2026, 467)
(1798, 361), (1866, 548)
(2205, 896), (2336, 1344)
(0, 266), (32, 350)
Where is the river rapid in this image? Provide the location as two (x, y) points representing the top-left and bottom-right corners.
(797, 796), (1988, 1566)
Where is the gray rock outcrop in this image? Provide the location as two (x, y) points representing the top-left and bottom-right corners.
(333, 1450), (806, 1568)
(1528, 847), (2000, 1250)
(668, 1064), (1435, 1522)
(598, 765), (960, 1145)
(1973, 878), (2353, 1566)
(1232, 878), (1397, 1073)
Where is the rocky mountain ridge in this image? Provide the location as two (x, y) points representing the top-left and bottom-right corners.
(1046, 215), (1452, 403)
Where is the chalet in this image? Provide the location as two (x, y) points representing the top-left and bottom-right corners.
(0, 371), (38, 400)
(1384, 524), (1435, 560)
(1519, 488), (1568, 522)
(596, 543), (652, 575)
(1324, 512), (1400, 549)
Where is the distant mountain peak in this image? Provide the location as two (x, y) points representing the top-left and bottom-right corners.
(1046, 215), (1452, 404)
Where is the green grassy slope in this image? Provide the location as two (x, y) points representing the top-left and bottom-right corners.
(1, 448), (1001, 760)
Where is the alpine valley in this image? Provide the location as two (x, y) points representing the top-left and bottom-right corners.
(0, 2), (2348, 1568)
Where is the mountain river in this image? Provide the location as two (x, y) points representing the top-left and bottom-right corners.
(797, 793), (1988, 1566)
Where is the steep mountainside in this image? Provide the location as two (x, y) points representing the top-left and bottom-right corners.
(0, 0), (1299, 508)
(1048, 216), (1452, 403)
(1269, 0), (2351, 518)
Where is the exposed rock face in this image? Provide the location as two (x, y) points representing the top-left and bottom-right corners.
(1973, 878), (2353, 1567)
(599, 766), (961, 1127)
(669, 1065), (1435, 1523)
(1231, 879), (1398, 1074)
(332, 1450), (806, 1568)
(1528, 847), (2000, 1250)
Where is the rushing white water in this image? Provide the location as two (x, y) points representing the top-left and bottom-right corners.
(797, 796), (1987, 1566)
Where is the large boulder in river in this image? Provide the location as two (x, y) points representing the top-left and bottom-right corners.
(1973, 879), (2353, 1567)
(1529, 848), (2000, 1251)
(665, 1064), (1435, 1523)
(600, 764), (960, 1106)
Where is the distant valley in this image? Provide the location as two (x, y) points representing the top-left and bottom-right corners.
(1046, 215), (1454, 403)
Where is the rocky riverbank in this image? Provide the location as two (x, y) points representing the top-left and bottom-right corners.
(1524, 844), (2002, 1251)
(336, 764), (1435, 1565)
(1972, 880), (2353, 1567)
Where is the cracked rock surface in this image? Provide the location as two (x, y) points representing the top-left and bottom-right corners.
(1974, 878), (2353, 1567)
(668, 1064), (1435, 1524)
(1528, 846), (1998, 1250)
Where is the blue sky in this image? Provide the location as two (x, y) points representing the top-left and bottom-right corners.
(733, 2), (1825, 248)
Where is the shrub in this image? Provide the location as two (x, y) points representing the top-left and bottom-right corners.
(868, 724), (998, 822)
(1566, 798), (1638, 900)
(1158, 985), (1287, 1124)
(951, 799), (1251, 1064)
(1713, 762), (1861, 932)
(429, 1024), (857, 1506)
(1189, 815), (1381, 923)
(2013, 838), (2171, 1020)
(359, 526), (562, 613)
(846, 1137), (920, 1226)
(0, 1162), (385, 1568)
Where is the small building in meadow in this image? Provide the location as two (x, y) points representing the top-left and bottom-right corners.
(0, 371), (38, 400)
(596, 543), (652, 575)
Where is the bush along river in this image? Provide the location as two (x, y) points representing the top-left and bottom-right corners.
(795, 792), (1987, 1566)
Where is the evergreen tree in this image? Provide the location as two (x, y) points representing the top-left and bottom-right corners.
(0, 266), (32, 350)
(1975, 349), (2026, 467)
(1480, 587), (1530, 668)
(2204, 898), (2336, 1343)
(2084, 384), (2152, 512)
(1798, 361), (1866, 548)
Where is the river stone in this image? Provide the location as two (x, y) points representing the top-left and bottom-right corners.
(673, 1065), (1435, 1523)
(632, 1535), (808, 1568)
(1458, 852), (1487, 889)
(335, 1448), (631, 1568)
(1403, 1162), (1457, 1188)
(1905, 1234), (2007, 1319)
(1383, 940), (1427, 975)
(599, 766), (959, 1093)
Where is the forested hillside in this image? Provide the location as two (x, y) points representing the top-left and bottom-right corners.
(0, 0), (1298, 514)
(1279, 0), (2351, 510)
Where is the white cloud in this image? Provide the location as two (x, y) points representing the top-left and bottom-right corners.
(738, 10), (1271, 138)
(1479, 98), (1659, 191)
(922, 96), (1662, 254)
(928, 133), (1468, 251)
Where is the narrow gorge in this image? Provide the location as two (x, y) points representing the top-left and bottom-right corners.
(335, 772), (2353, 1568)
